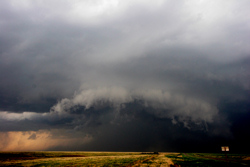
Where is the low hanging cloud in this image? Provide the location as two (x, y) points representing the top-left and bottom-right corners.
(51, 87), (218, 125)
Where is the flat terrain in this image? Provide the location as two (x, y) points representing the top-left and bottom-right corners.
(0, 151), (249, 167)
(165, 153), (250, 167)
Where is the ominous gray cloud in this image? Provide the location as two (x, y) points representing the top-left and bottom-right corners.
(0, 0), (250, 152)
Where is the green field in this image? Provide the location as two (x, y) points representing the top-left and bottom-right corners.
(0, 151), (249, 167)
(165, 153), (250, 167)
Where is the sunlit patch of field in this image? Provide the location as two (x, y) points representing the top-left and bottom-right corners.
(0, 152), (175, 167)
(1, 151), (249, 167)
(4, 155), (148, 167)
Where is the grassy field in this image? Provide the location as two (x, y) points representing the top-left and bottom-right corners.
(0, 151), (249, 167)
(165, 153), (250, 167)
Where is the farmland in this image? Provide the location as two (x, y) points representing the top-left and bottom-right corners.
(165, 153), (250, 167)
(0, 151), (249, 166)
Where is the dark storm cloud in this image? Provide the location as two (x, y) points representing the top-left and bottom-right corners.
(0, 0), (250, 151)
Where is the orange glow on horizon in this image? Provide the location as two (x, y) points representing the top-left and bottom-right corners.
(0, 130), (92, 151)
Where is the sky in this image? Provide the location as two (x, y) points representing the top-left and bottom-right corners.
(0, 0), (250, 152)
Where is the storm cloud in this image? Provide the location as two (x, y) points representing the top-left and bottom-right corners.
(0, 0), (250, 152)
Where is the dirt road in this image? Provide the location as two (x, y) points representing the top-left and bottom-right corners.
(130, 153), (174, 167)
